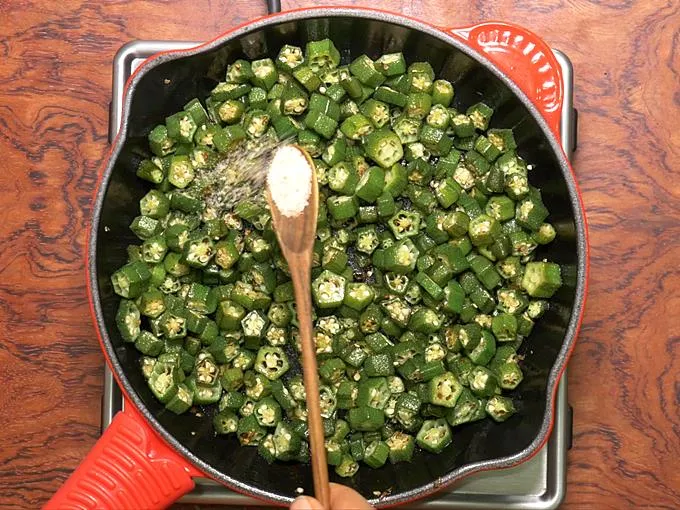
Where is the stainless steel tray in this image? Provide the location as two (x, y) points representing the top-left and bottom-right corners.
(103, 40), (576, 510)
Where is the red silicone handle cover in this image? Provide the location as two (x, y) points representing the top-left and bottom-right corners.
(448, 22), (564, 137)
(45, 405), (196, 510)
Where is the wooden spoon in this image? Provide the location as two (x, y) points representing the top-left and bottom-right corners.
(266, 146), (330, 510)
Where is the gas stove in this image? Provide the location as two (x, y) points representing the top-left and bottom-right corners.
(103, 41), (576, 509)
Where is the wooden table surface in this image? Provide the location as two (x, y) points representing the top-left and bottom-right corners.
(1, 0), (678, 508)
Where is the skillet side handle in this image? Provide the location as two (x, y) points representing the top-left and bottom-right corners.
(45, 406), (196, 510)
(447, 22), (564, 137)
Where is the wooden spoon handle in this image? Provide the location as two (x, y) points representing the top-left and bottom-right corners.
(290, 259), (331, 510)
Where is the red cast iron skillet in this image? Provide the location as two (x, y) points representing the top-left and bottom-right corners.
(47, 7), (588, 509)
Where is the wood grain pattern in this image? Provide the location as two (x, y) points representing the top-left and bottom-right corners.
(0, 1), (678, 509)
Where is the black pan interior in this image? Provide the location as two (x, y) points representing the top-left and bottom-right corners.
(94, 13), (580, 505)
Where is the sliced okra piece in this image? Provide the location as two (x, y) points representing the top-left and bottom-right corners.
(343, 282), (375, 311)
(322, 136), (347, 166)
(253, 397), (282, 428)
(237, 414), (267, 446)
(492, 313), (518, 342)
(505, 172), (530, 200)
(532, 222), (557, 245)
(115, 299), (141, 342)
(467, 253), (502, 290)
(387, 209), (421, 240)
(385, 431), (415, 464)
(327, 195), (358, 220)
(341, 74), (363, 99)
(148, 363), (180, 404)
(360, 99), (390, 128)
(416, 418), (452, 454)
(450, 113), (475, 137)
(446, 388), (486, 427)
(497, 362), (524, 390)
(364, 129), (404, 169)
(516, 196), (549, 231)
(468, 329), (496, 366)
(408, 71), (433, 94)
(167, 155), (195, 188)
(486, 395), (516, 422)
(340, 113), (374, 140)
(468, 366), (499, 397)
(527, 299), (550, 319)
(487, 128), (517, 153)
(271, 421), (302, 461)
(348, 405), (385, 432)
(466, 102), (494, 130)
(432, 79), (454, 106)
(130, 215), (161, 241)
(250, 58), (278, 90)
(134, 330), (163, 356)
(468, 214), (501, 247)
(474, 134), (502, 162)
(276, 44), (304, 73)
(383, 272), (409, 295)
(181, 235), (214, 268)
(485, 195), (515, 222)
(335, 454), (360, 478)
(419, 124), (453, 156)
(381, 297), (413, 329)
(522, 261), (562, 298)
(186, 375), (222, 405)
(404, 92), (431, 120)
(217, 99), (245, 124)
(183, 282), (217, 315)
(166, 111), (197, 144)
(242, 109), (270, 139)
(372, 85), (407, 108)
(241, 310), (268, 346)
(292, 65), (322, 93)
(254, 346), (289, 380)
(305, 39), (341, 72)
(349, 55), (385, 87)
(213, 410), (239, 435)
(304, 108), (338, 139)
(319, 357), (346, 384)
(337, 380), (359, 410)
(382, 162), (407, 197)
(312, 269), (346, 309)
(447, 352), (474, 386)
(375, 52), (406, 76)
(363, 353), (394, 377)
(408, 306), (443, 334)
(225, 59), (254, 83)
(363, 440), (390, 469)
(210, 82), (251, 102)
(111, 260), (151, 299)
(139, 190), (170, 219)
(340, 341), (369, 368)
(328, 161), (359, 195)
(216, 299), (246, 331)
(136, 158), (165, 184)
(148, 125), (175, 157)
(428, 371), (464, 408)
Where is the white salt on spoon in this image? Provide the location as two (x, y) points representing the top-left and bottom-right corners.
(267, 145), (313, 217)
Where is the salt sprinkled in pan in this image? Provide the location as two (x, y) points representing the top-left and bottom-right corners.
(267, 145), (312, 217)
(195, 133), (287, 215)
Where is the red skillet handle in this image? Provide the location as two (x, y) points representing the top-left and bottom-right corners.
(45, 405), (197, 510)
(446, 22), (564, 137)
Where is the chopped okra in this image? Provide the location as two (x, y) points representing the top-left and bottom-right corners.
(113, 39), (564, 474)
